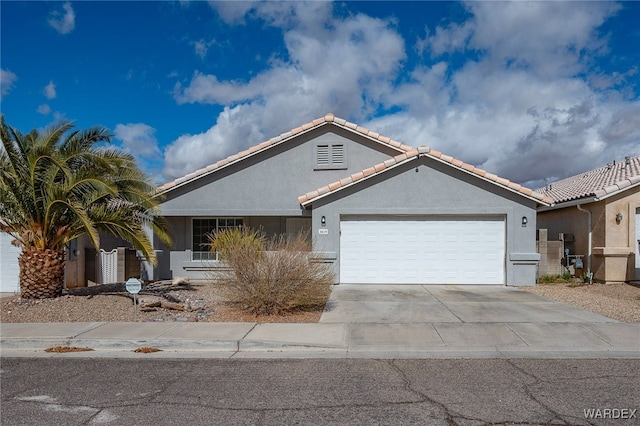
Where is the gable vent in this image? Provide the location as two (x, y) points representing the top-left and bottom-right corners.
(332, 144), (344, 165)
(315, 143), (347, 170)
(317, 145), (330, 166)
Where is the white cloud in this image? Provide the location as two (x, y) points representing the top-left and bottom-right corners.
(163, 105), (264, 179)
(166, 5), (405, 180)
(114, 123), (161, 159)
(193, 39), (215, 60)
(373, 1), (637, 186)
(164, 1), (639, 188)
(43, 81), (57, 99)
(208, 1), (259, 25)
(48, 2), (75, 35)
(1, 68), (17, 99)
(37, 104), (52, 115)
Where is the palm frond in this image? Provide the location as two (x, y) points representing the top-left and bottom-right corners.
(0, 115), (171, 256)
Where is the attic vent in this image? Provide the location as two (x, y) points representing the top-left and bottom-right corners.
(315, 143), (347, 170)
(317, 145), (330, 166)
(332, 144), (344, 164)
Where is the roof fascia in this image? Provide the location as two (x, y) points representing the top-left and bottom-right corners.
(537, 197), (596, 212)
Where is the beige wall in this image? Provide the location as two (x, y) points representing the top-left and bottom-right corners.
(601, 189), (640, 281)
(537, 186), (640, 282)
(536, 229), (564, 276)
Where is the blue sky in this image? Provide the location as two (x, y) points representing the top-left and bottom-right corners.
(1, 1), (639, 188)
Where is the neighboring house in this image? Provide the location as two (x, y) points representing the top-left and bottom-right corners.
(0, 232), (21, 293)
(153, 113), (551, 286)
(535, 156), (640, 283)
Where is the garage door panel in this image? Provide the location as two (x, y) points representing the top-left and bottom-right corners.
(340, 217), (505, 285)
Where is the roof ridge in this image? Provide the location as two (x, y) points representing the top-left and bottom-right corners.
(299, 145), (552, 205)
(156, 113), (412, 193)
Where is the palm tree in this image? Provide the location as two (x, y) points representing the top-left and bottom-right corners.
(0, 116), (172, 299)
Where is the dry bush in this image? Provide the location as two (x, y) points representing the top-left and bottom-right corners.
(44, 346), (94, 353)
(209, 228), (334, 315)
(134, 347), (162, 353)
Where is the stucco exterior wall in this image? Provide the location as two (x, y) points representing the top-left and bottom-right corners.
(537, 186), (640, 282)
(158, 127), (401, 217)
(162, 216), (310, 279)
(155, 126), (403, 280)
(309, 156), (540, 285)
(600, 189), (639, 282)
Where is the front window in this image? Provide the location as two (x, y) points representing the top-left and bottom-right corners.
(192, 218), (243, 260)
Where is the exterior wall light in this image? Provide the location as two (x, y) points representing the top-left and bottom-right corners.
(521, 216), (528, 227)
(616, 212), (623, 224)
(321, 216), (326, 227)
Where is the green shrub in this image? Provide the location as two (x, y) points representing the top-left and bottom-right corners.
(209, 228), (334, 314)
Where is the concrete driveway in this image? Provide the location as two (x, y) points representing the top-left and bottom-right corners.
(319, 284), (618, 324)
(317, 284), (636, 356)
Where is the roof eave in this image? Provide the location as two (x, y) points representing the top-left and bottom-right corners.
(593, 180), (640, 202)
(537, 196), (597, 211)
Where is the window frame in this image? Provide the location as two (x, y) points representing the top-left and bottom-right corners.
(191, 217), (243, 261)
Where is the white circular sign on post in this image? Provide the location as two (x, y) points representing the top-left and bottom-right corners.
(125, 277), (142, 294)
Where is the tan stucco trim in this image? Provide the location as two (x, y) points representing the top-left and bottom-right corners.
(592, 247), (633, 256)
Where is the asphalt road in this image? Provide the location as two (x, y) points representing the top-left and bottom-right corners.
(1, 358), (638, 425)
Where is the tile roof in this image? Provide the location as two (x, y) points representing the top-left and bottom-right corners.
(534, 155), (640, 204)
(155, 113), (413, 194)
(298, 146), (553, 206)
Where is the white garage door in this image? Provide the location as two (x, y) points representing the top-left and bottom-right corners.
(340, 217), (505, 284)
(0, 232), (21, 293)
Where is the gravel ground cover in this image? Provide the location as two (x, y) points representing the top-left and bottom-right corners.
(522, 282), (640, 323)
(0, 282), (322, 323)
(2, 282), (639, 323)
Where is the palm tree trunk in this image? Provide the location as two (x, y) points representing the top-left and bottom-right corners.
(18, 247), (66, 299)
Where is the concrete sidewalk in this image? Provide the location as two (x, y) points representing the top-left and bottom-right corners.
(1, 285), (639, 359)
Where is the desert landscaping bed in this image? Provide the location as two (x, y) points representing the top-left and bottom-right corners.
(521, 282), (640, 323)
(1, 282), (639, 324)
(0, 282), (323, 324)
